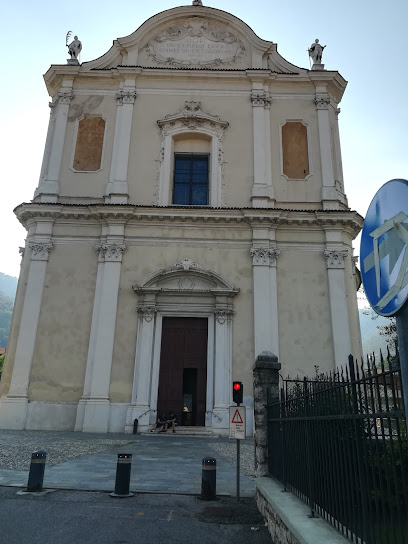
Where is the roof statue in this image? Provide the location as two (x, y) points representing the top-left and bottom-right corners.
(192, 0), (203, 5)
(308, 38), (326, 70)
(66, 31), (82, 65)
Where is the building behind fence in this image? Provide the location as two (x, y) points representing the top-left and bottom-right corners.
(267, 350), (408, 544)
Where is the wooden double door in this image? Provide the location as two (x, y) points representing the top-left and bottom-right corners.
(157, 317), (208, 426)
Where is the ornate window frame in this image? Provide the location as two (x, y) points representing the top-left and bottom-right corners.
(155, 102), (229, 206)
(279, 119), (313, 181)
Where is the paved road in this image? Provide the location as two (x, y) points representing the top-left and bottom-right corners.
(0, 487), (271, 544)
(0, 434), (255, 497)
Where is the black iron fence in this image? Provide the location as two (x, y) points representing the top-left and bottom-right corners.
(267, 350), (408, 544)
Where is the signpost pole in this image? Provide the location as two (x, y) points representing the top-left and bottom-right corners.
(236, 402), (240, 501)
(396, 304), (408, 432)
(237, 437), (240, 501)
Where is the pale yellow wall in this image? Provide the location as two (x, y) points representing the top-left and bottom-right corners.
(28, 245), (97, 402)
(276, 248), (334, 377)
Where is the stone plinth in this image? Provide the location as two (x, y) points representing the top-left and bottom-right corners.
(253, 352), (281, 477)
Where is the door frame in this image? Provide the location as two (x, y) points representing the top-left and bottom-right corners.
(153, 313), (212, 426)
(126, 259), (239, 432)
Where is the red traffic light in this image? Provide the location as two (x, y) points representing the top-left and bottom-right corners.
(233, 381), (243, 404)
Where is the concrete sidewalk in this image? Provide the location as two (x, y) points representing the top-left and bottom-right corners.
(0, 433), (255, 497)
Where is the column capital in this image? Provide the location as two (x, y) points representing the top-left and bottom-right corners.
(214, 307), (234, 324)
(137, 305), (157, 322)
(116, 89), (137, 105)
(314, 96), (330, 110)
(96, 243), (126, 263)
(250, 247), (280, 266)
(19, 247), (25, 258)
(324, 249), (348, 269)
(29, 242), (53, 261)
(250, 91), (271, 108)
(57, 91), (74, 105)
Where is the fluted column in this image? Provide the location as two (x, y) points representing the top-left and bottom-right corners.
(325, 249), (352, 364)
(81, 243), (126, 433)
(35, 89), (73, 202)
(0, 242), (53, 429)
(251, 91), (274, 207)
(105, 85), (137, 203)
(212, 307), (234, 428)
(251, 247), (280, 357)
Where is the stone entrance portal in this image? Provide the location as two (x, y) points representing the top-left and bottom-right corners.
(124, 259), (239, 434)
(157, 317), (208, 426)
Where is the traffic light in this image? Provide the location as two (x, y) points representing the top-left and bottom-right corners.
(233, 381), (243, 404)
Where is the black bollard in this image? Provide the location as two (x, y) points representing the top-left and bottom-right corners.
(133, 419), (138, 435)
(27, 450), (47, 492)
(201, 456), (216, 500)
(110, 453), (134, 498)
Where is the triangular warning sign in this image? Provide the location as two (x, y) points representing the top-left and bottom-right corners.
(231, 409), (243, 424)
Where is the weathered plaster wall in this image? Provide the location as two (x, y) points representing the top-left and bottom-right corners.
(28, 244), (97, 402)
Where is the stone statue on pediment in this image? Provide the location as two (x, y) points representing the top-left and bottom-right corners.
(192, 0), (203, 5)
(66, 33), (82, 65)
(308, 39), (325, 65)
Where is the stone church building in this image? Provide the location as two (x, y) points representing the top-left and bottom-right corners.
(0, 2), (363, 435)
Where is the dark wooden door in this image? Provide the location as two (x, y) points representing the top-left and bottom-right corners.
(157, 317), (208, 426)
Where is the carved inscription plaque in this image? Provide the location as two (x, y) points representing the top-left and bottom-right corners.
(147, 17), (245, 67)
(73, 116), (105, 171)
(155, 37), (238, 63)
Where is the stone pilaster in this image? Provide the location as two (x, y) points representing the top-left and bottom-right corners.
(105, 85), (137, 203)
(35, 90), (73, 202)
(251, 247), (280, 357)
(314, 91), (337, 209)
(324, 248), (352, 365)
(253, 352), (281, 477)
(80, 243), (126, 433)
(0, 242), (53, 429)
(125, 304), (158, 432)
(250, 91), (274, 207)
(213, 305), (234, 428)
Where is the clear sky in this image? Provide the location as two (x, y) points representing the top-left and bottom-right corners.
(1, 0), (407, 278)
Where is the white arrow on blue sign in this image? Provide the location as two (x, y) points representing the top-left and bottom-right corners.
(360, 179), (408, 316)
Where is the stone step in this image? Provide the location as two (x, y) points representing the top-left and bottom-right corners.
(141, 426), (216, 437)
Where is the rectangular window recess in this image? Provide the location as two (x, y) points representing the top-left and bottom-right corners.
(173, 154), (209, 206)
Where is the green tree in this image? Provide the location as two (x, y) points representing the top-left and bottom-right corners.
(0, 353), (4, 380)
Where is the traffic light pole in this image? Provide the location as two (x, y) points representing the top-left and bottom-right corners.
(236, 402), (240, 501)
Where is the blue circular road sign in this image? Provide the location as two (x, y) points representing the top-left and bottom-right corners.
(360, 179), (408, 316)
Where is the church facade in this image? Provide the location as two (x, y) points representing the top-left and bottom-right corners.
(0, 3), (363, 435)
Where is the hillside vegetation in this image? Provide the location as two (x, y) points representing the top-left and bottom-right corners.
(0, 273), (18, 347)
(0, 290), (14, 347)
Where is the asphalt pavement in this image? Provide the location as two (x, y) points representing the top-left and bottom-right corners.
(0, 487), (271, 544)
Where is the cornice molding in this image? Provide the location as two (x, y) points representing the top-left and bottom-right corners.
(14, 204), (364, 238)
